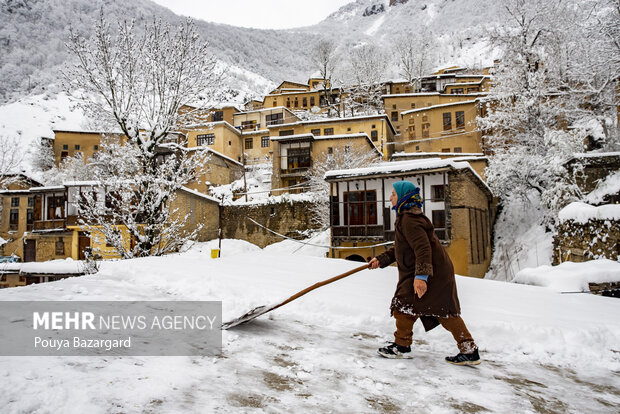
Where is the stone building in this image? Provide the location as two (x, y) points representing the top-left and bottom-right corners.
(325, 158), (495, 278)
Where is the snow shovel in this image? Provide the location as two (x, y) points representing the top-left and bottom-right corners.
(221, 263), (370, 330)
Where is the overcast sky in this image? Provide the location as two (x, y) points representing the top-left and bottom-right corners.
(151, 0), (354, 30)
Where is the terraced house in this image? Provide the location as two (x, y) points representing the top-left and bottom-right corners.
(382, 66), (491, 154)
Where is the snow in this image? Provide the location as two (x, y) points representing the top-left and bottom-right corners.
(586, 169), (620, 204)
(18, 258), (84, 275)
(364, 14), (386, 36)
(558, 202), (620, 224)
(513, 259), (620, 292)
(1, 246), (619, 412)
(325, 158), (473, 179)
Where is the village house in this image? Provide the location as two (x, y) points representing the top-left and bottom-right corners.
(0, 174), (43, 261)
(21, 182), (220, 262)
(324, 158), (495, 278)
(270, 132), (383, 195)
(232, 107), (301, 164)
(259, 78), (344, 115)
(382, 67), (491, 153)
(267, 114), (397, 161)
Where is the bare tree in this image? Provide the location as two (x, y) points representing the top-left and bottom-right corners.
(394, 31), (437, 91)
(64, 14), (218, 258)
(0, 135), (25, 189)
(343, 43), (388, 116)
(304, 145), (381, 228)
(311, 39), (340, 116)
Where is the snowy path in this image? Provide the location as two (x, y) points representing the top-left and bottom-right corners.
(1, 242), (619, 413)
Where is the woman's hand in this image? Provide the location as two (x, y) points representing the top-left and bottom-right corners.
(414, 279), (427, 298)
(368, 257), (380, 269)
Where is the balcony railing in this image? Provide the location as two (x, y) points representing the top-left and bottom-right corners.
(332, 225), (386, 240)
(33, 219), (67, 231)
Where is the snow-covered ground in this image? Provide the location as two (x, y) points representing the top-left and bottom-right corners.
(1, 241), (619, 413)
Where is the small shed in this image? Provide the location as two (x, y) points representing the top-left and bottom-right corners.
(325, 158), (495, 278)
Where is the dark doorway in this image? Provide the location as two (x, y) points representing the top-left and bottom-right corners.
(24, 240), (36, 262)
(78, 234), (91, 260)
(345, 254), (366, 263)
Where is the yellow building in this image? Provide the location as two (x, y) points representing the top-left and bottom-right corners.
(400, 99), (485, 154)
(182, 148), (244, 194)
(178, 104), (241, 126)
(23, 183), (221, 262)
(233, 107), (301, 163)
(325, 158), (495, 278)
(184, 121), (244, 163)
(382, 67), (491, 152)
(0, 175), (42, 261)
(267, 114), (397, 160)
(52, 130), (124, 166)
(270, 132), (383, 195)
(261, 78), (343, 114)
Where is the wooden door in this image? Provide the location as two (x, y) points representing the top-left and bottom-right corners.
(24, 240), (36, 262)
(78, 234), (91, 260)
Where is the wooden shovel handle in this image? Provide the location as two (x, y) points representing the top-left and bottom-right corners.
(270, 263), (370, 312)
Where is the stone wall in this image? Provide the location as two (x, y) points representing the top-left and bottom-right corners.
(221, 200), (320, 248)
(553, 219), (619, 264)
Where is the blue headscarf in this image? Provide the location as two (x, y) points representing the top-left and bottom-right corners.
(392, 181), (423, 213)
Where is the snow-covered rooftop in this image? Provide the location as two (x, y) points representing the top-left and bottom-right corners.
(558, 202), (620, 224)
(401, 99), (479, 115)
(586, 170), (620, 204)
(325, 158), (471, 179)
(268, 114), (396, 134)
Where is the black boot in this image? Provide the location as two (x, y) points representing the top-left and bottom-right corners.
(377, 342), (412, 359)
(445, 348), (481, 365)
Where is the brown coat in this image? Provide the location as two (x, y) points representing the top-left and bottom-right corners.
(377, 208), (461, 326)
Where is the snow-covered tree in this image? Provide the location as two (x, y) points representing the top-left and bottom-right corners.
(342, 43), (388, 116)
(0, 134), (24, 189)
(394, 31), (437, 91)
(64, 15), (217, 258)
(304, 145), (380, 228)
(310, 39), (340, 117)
(479, 0), (618, 215)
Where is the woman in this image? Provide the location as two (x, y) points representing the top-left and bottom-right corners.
(368, 180), (480, 365)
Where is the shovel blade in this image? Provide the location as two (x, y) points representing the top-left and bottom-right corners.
(221, 304), (276, 330)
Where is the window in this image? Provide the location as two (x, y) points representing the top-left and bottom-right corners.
(344, 190), (377, 226)
(62, 144), (68, 150)
(212, 111), (224, 122)
(422, 116), (428, 122)
(372, 124), (376, 129)
(11, 197), (19, 207)
(55, 238), (65, 255)
(392, 105), (397, 109)
(26, 209), (34, 230)
(451, 88), (464, 94)
(279, 130), (294, 136)
(245, 138), (253, 150)
(431, 185), (445, 201)
(411, 103), (416, 108)
(422, 123), (430, 138)
(327, 147), (333, 154)
(286, 99), (291, 108)
(9, 209), (19, 231)
(441, 148), (451, 153)
(324, 128), (334, 136)
(261, 136), (270, 148)
(443, 112), (452, 131)
(303, 97), (308, 107)
(467, 87), (480, 93)
(28, 196), (34, 207)
(391, 111), (399, 122)
(408, 126), (415, 138)
(347, 127), (351, 132)
(197, 134), (215, 146)
(286, 147), (311, 170)
(266, 113), (283, 126)
(469, 208), (489, 264)
(432, 210), (447, 240)
(273, 100), (277, 106)
(74, 144), (80, 150)
(415, 145), (420, 151)
(456, 111), (465, 129)
(94, 145), (99, 151)
(371, 130), (378, 141)
(344, 145), (350, 153)
(294, 98), (298, 107)
(310, 97), (315, 106)
(241, 120), (258, 130)
(408, 118), (415, 124)
(454, 147), (462, 153)
(47, 196), (66, 220)
(311, 129), (321, 136)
